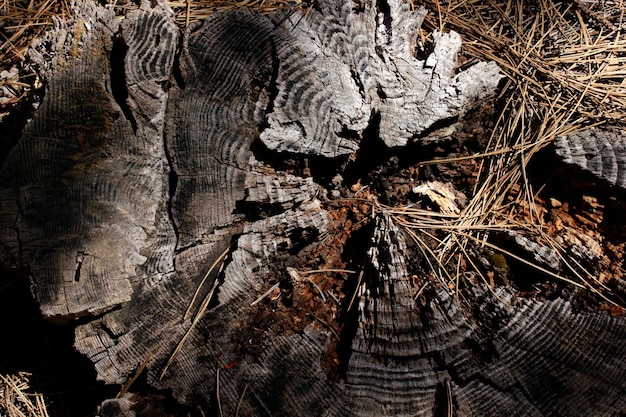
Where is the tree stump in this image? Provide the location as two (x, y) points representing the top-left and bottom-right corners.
(1, 0), (625, 415)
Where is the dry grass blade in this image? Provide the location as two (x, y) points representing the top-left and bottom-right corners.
(419, 0), (626, 120)
(234, 384), (249, 417)
(216, 367), (224, 417)
(166, 0), (312, 24)
(160, 274), (222, 380)
(117, 353), (153, 398)
(161, 248), (229, 380)
(0, 373), (49, 417)
(0, 0), (71, 69)
(250, 282), (280, 307)
(0, 0), (71, 118)
(406, 0), (626, 304)
(184, 246), (231, 321)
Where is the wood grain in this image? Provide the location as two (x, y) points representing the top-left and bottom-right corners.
(1, 0), (625, 415)
(555, 125), (626, 189)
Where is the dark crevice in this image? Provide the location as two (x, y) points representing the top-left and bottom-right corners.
(250, 138), (345, 188)
(74, 251), (85, 282)
(529, 144), (626, 205)
(334, 305), (358, 381)
(350, 68), (365, 98)
(335, 220), (375, 380)
(341, 111), (389, 186)
(337, 125), (361, 143)
(415, 36), (435, 61)
(286, 227), (320, 254)
(491, 233), (560, 294)
(168, 169), (178, 202)
(376, 83), (387, 99)
(375, 0), (393, 41)
(172, 34), (187, 90)
(99, 321), (120, 341)
(311, 0), (324, 15)
(0, 269), (118, 416)
(336, 109), (474, 206)
(235, 199), (287, 222)
(164, 166), (179, 254)
(162, 101), (180, 257)
(73, 304), (124, 327)
(411, 115), (459, 141)
(110, 34), (138, 133)
(432, 378), (454, 417)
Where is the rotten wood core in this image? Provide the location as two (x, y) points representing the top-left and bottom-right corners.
(1, 0), (626, 415)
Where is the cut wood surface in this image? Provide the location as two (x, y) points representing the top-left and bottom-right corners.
(1, 0), (625, 416)
(555, 125), (626, 190)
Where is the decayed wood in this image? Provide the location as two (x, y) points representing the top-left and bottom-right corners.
(1, 0), (625, 416)
(555, 125), (626, 189)
(0, 1), (177, 319)
(341, 212), (470, 416)
(260, 0), (502, 156)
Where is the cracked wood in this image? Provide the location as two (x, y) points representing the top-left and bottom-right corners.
(1, 0), (626, 416)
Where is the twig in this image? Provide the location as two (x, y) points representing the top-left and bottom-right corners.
(414, 281), (429, 300)
(216, 368), (224, 417)
(160, 277), (221, 380)
(184, 246), (230, 321)
(234, 384), (249, 417)
(305, 277), (326, 302)
(250, 282), (280, 307)
(346, 270), (364, 312)
(117, 353), (152, 398)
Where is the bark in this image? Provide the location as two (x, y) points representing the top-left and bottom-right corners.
(1, 0), (625, 416)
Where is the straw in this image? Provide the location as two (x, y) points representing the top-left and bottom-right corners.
(0, 372), (49, 417)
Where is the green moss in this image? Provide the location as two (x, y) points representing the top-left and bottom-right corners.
(489, 253), (508, 270)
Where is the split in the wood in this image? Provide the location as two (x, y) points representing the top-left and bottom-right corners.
(2, 0), (626, 416)
(109, 34), (137, 134)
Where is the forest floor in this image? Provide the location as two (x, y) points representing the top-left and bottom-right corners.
(1, 0), (626, 416)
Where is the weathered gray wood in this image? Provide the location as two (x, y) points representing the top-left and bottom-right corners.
(0, 0), (177, 319)
(555, 125), (626, 189)
(260, 0), (502, 156)
(1, 0), (625, 416)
